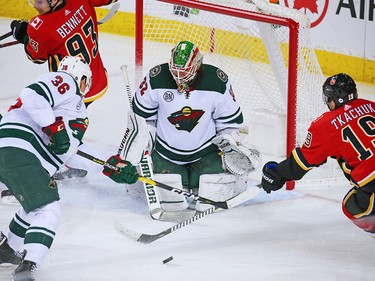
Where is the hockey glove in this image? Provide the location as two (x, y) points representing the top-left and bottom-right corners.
(261, 161), (285, 193)
(42, 117), (70, 155)
(102, 155), (139, 184)
(10, 20), (29, 45)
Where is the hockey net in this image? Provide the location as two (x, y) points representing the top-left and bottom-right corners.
(135, 0), (345, 187)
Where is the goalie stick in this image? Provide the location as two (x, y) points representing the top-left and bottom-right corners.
(72, 148), (247, 210)
(113, 185), (260, 244)
(118, 64), (163, 220)
(0, 3), (120, 49)
(138, 177), (252, 209)
(117, 64), (136, 156)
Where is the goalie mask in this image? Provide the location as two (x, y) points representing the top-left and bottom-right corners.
(58, 56), (92, 97)
(322, 73), (357, 110)
(169, 41), (203, 92)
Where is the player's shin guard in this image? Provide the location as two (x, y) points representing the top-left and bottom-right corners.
(342, 204), (375, 234)
(14, 201), (62, 267)
(342, 188), (375, 235)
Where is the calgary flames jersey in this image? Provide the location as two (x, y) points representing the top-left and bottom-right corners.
(298, 98), (375, 186)
(25, 0), (116, 103)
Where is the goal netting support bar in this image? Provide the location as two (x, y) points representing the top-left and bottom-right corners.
(134, 0), (342, 189)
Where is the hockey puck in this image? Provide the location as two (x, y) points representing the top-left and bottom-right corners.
(162, 256), (173, 264)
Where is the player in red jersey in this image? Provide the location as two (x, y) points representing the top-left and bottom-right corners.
(261, 73), (375, 237)
(7, 0), (118, 184)
(10, 0), (117, 105)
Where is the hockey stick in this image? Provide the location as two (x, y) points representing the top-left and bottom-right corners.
(117, 64), (135, 155)
(0, 41), (19, 49)
(74, 149), (119, 171)
(0, 31), (12, 41)
(138, 177), (259, 209)
(98, 2), (120, 25)
(114, 185), (260, 244)
(0, 3), (120, 49)
(118, 64), (163, 220)
(72, 148), (250, 210)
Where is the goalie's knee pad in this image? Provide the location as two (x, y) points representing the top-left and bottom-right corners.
(154, 174), (188, 212)
(195, 173), (247, 212)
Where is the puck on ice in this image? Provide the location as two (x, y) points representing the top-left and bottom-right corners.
(162, 256), (173, 264)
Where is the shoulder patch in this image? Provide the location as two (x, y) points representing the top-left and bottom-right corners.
(216, 69), (228, 83)
(150, 65), (162, 78)
(29, 39), (39, 52)
(304, 132), (312, 147)
(30, 17), (43, 30)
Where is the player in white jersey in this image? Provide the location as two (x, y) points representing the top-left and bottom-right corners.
(0, 56), (138, 281)
(132, 41), (259, 215)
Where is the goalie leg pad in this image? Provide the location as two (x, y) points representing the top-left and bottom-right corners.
(195, 173), (247, 212)
(154, 174), (188, 212)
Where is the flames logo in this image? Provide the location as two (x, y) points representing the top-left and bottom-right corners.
(284, 0), (329, 28)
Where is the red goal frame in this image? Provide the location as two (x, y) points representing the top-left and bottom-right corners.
(135, 0), (300, 189)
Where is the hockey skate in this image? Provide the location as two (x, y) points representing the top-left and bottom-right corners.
(52, 165), (88, 183)
(11, 257), (37, 281)
(0, 232), (23, 266)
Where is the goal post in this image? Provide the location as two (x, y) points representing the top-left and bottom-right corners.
(134, 0), (330, 189)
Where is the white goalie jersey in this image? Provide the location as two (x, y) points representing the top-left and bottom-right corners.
(132, 63), (244, 164)
(0, 71), (89, 176)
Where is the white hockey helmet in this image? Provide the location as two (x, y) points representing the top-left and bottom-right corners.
(169, 41), (203, 91)
(58, 56), (92, 97)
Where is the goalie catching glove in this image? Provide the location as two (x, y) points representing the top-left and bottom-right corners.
(102, 155), (139, 184)
(212, 131), (261, 175)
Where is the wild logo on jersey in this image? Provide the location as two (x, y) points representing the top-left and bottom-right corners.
(69, 117), (89, 142)
(167, 106), (204, 132)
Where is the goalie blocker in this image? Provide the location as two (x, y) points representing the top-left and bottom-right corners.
(120, 112), (155, 165)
